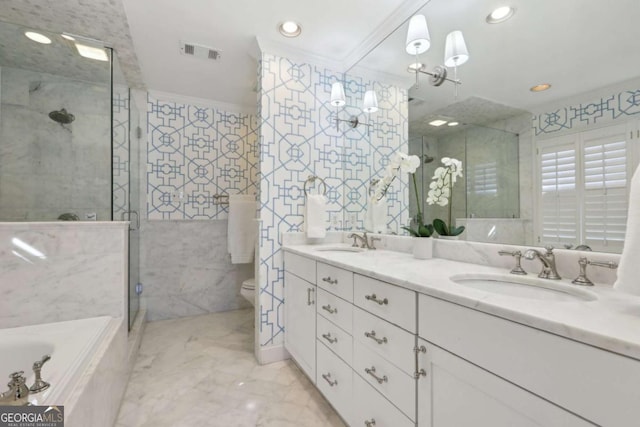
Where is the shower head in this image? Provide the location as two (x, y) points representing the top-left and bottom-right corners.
(423, 154), (435, 164)
(49, 108), (75, 124)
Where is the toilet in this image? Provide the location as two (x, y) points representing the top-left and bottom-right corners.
(240, 278), (255, 306)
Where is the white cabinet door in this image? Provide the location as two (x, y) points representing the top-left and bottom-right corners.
(284, 271), (316, 381)
(417, 339), (593, 427)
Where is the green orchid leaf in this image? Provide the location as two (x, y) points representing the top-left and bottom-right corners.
(401, 226), (420, 237)
(450, 225), (466, 236)
(417, 223), (434, 237)
(433, 218), (449, 236)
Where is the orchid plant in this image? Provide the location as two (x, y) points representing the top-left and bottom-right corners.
(375, 152), (434, 237)
(426, 157), (465, 236)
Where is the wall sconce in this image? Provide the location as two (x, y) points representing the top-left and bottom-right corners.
(330, 82), (378, 133)
(406, 14), (470, 98)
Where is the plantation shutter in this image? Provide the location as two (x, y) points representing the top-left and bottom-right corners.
(582, 139), (628, 251)
(540, 144), (578, 246)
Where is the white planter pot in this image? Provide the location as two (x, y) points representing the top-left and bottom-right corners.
(413, 238), (433, 259)
(438, 235), (460, 241)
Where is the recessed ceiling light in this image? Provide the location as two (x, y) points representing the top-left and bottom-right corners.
(75, 43), (109, 61)
(24, 31), (52, 44)
(429, 119), (448, 127)
(530, 83), (551, 92)
(61, 33), (76, 41)
(407, 62), (424, 73)
(448, 121), (459, 127)
(278, 21), (302, 38)
(486, 6), (515, 24)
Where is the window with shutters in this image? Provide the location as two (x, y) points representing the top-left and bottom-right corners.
(536, 124), (631, 252)
(469, 161), (498, 195)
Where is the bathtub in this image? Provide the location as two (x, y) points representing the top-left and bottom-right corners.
(0, 316), (123, 418)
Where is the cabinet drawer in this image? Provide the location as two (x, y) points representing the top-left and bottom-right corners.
(354, 274), (416, 333)
(317, 313), (352, 365)
(317, 341), (353, 426)
(354, 342), (416, 421)
(353, 372), (415, 427)
(419, 294), (640, 427)
(284, 251), (316, 284)
(353, 306), (415, 376)
(316, 287), (353, 334)
(317, 262), (354, 302)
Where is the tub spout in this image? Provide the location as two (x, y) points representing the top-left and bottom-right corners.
(0, 371), (30, 406)
(30, 354), (51, 393)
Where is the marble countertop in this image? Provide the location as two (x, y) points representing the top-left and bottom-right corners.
(284, 243), (640, 361)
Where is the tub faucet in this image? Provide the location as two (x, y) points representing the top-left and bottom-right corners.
(30, 354), (51, 393)
(524, 246), (561, 280)
(0, 371), (30, 406)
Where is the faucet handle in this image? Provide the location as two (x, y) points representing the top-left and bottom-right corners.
(498, 250), (527, 275)
(544, 245), (555, 254)
(8, 371), (25, 385)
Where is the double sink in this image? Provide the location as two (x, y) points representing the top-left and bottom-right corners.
(314, 245), (598, 303)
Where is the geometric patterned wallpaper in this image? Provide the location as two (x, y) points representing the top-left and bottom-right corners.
(257, 52), (408, 348)
(146, 94), (258, 220)
(533, 87), (640, 136)
(112, 86), (130, 220)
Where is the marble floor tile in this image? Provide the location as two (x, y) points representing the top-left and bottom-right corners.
(115, 309), (346, 427)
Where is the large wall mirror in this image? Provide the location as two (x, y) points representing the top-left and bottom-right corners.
(350, 0), (640, 253)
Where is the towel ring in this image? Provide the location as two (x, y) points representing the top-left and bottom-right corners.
(303, 175), (327, 197)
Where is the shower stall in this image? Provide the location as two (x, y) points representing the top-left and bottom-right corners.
(0, 19), (141, 329)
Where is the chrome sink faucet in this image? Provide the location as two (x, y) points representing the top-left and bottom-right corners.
(524, 246), (561, 280)
(0, 372), (30, 406)
(348, 232), (381, 249)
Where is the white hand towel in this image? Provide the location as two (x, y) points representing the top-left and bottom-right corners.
(365, 195), (387, 234)
(305, 194), (327, 238)
(614, 165), (640, 295)
(228, 194), (257, 264)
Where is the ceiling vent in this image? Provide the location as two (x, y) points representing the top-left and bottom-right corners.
(179, 41), (221, 61)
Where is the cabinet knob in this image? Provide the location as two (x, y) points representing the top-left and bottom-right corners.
(322, 276), (338, 285)
(365, 294), (388, 305)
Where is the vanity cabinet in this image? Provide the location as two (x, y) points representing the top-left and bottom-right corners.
(284, 248), (640, 426)
(283, 252), (317, 381)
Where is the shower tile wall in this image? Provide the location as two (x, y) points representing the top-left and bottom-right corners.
(140, 94), (257, 321)
(0, 67), (111, 221)
(0, 222), (127, 328)
(257, 52), (409, 348)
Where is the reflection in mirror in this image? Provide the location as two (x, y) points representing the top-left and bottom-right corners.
(0, 19), (113, 221)
(350, 0), (640, 253)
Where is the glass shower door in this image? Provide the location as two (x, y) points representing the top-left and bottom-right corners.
(127, 91), (141, 329)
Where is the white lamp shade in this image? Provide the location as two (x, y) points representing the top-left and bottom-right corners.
(362, 90), (378, 113)
(330, 82), (346, 107)
(444, 30), (469, 67)
(405, 15), (431, 55)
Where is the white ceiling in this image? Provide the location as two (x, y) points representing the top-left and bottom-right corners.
(353, 0), (640, 123)
(122, 0), (425, 112)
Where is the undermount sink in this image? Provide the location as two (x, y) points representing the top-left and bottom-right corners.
(450, 273), (598, 302)
(314, 245), (365, 253)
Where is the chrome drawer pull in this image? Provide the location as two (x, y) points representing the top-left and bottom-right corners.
(322, 333), (338, 344)
(365, 293), (388, 305)
(322, 276), (338, 285)
(364, 330), (387, 345)
(364, 419), (376, 427)
(307, 288), (315, 306)
(365, 366), (388, 384)
(322, 304), (338, 314)
(322, 372), (338, 387)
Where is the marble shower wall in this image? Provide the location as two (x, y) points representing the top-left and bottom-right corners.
(140, 94), (257, 321)
(0, 222), (127, 329)
(0, 66), (111, 221)
(257, 52), (408, 348)
(112, 85), (130, 220)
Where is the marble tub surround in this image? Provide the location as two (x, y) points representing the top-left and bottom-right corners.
(115, 309), (345, 427)
(283, 241), (640, 361)
(140, 220), (253, 321)
(0, 222), (128, 328)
